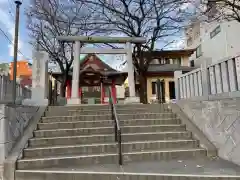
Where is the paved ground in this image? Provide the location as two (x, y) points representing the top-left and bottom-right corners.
(36, 157), (240, 176)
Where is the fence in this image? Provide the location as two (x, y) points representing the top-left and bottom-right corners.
(174, 55), (240, 100)
(0, 75), (31, 103)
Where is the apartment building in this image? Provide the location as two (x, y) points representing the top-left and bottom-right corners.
(185, 3), (240, 66)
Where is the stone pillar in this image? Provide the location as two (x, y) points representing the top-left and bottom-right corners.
(201, 59), (211, 99)
(124, 42), (140, 103)
(174, 71), (182, 101)
(22, 51), (48, 106)
(67, 41), (81, 105)
(165, 79), (169, 103)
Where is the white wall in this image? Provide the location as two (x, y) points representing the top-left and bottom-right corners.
(186, 20), (240, 65)
(116, 85), (125, 99)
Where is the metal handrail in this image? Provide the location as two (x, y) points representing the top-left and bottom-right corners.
(108, 87), (123, 165)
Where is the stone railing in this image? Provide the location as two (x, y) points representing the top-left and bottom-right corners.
(174, 55), (240, 100)
(0, 75), (31, 103)
(174, 55), (240, 166)
(0, 105), (39, 167)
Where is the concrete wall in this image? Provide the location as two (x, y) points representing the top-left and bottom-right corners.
(175, 52), (240, 165)
(0, 104), (39, 167)
(177, 98), (240, 166)
(182, 56), (190, 66)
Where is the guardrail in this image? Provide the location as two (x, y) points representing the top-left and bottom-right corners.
(174, 55), (240, 100)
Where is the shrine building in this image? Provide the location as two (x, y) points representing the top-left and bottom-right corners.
(51, 54), (127, 104)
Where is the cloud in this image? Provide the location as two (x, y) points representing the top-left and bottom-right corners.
(8, 27), (24, 58)
(168, 39), (185, 49)
(0, 0), (24, 59)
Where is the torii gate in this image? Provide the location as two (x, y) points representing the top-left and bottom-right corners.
(56, 36), (146, 105)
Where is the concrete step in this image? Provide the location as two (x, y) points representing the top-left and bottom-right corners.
(116, 104), (169, 108)
(15, 170), (240, 180)
(17, 148), (206, 170)
(33, 125), (186, 138)
(29, 131), (192, 147)
(118, 113), (177, 120)
(48, 105), (109, 111)
(68, 108), (172, 116)
(116, 109), (172, 114)
(42, 113), (177, 123)
(41, 114), (112, 123)
(37, 118), (182, 130)
(68, 109), (111, 116)
(23, 140), (199, 158)
(45, 104), (170, 116)
(46, 105), (110, 116)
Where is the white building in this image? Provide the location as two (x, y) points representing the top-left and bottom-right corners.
(185, 17), (240, 66)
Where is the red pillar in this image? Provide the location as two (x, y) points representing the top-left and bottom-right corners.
(111, 80), (117, 104)
(66, 80), (71, 99)
(79, 87), (82, 98)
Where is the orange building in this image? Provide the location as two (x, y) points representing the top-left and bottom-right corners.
(9, 60), (32, 80)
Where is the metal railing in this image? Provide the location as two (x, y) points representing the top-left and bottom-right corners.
(108, 87), (123, 165)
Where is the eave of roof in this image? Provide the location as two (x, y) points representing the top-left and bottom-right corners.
(147, 64), (196, 72)
(141, 49), (196, 58)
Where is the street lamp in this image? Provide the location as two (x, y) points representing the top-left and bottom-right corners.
(12, 0), (22, 104)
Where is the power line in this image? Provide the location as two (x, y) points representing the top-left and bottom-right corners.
(0, 27), (30, 60)
(4, 0), (31, 61)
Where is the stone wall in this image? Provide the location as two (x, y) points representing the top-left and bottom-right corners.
(177, 98), (240, 165)
(0, 104), (39, 167)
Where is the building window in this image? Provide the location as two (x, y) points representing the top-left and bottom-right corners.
(196, 45), (202, 58)
(152, 82), (156, 95)
(190, 60), (195, 67)
(210, 25), (221, 39)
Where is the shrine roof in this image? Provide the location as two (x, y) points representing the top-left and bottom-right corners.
(69, 54), (119, 73)
(51, 54), (127, 81)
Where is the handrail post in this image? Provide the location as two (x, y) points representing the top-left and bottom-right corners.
(114, 123), (117, 142)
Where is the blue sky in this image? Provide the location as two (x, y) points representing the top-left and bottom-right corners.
(0, 0), (32, 63)
(0, 0), (126, 70)
(0, 0), (187, 70)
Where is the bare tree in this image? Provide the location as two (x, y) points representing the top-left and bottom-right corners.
(80, 0), (191, 103)
(199, 0), (240, 22)
(26, 0), (99, 96)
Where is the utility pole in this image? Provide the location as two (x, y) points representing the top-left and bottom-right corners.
(12, 0), (22, 104)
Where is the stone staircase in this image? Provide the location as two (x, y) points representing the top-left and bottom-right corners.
(15, 104), (240, 180)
